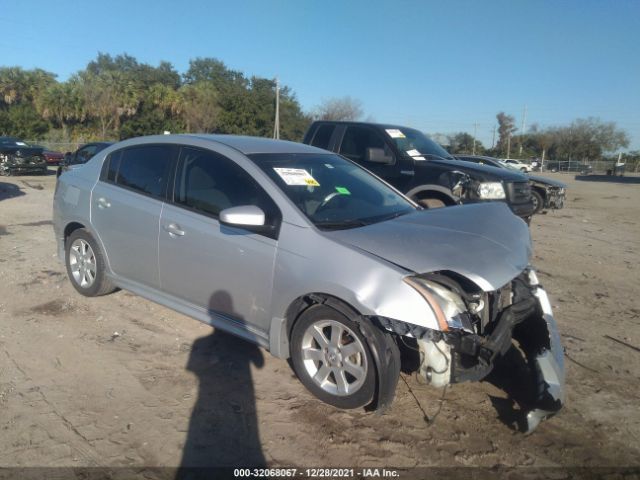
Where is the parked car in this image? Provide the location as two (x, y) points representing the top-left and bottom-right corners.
(0, 137), (47, 176)
(31, 145), (65, 166)
(502, 158), (533, 172)
(544, 160), (593, 174)
(57, 142), (113, 177)
(456, 155), (567, 214)
(302, 121), (535, 223)
(53, 134), (564, 432)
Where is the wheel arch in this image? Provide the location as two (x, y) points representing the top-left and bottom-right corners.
(64, 221), (86, 245)
(405, 184), (458, 206)
(274, 292), (401, 413)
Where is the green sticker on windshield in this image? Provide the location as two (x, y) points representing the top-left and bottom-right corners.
(335, 186), (351, 195)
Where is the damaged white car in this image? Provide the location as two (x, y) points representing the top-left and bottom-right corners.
(53, 135), (564, 433)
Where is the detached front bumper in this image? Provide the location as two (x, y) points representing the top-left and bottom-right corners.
(416, 271), (564, 433)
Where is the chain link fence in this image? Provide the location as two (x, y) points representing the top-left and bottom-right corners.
(539, 159), (640, 174)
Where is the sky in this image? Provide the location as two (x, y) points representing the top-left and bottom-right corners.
(2, 0), (639, 150)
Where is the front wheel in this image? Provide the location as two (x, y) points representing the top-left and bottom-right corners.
(65, 229), (116, 297)
(291, 305), (376, 409)
(531, 190), (544, 214)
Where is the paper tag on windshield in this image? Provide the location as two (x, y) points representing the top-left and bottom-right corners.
(406, 149), (421, 157)
(413, 156), (426, 161)
(273, 168), (320, 186)
(16, 141), (27, 146)
(386, 129), (405, 138)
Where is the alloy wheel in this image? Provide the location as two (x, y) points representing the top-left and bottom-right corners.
(300, 320), (368, 396)
(69, 238), (97, 288)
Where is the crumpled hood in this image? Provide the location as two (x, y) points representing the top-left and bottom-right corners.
(528, 174), (567, 188)
(425, 158), (528, 182)
(325, 202), (531, 292)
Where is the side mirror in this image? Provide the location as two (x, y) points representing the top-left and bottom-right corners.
(219, 205), (265, 228)
(365, 147), (394, 164)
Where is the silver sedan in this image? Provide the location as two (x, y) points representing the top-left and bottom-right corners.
(53, 134), (564, 432)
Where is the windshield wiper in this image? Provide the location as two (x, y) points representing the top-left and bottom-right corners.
(314, 219), (370, 230)
(379, 211), (411, 222)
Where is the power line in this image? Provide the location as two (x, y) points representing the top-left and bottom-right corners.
(273, 77), (280, 140)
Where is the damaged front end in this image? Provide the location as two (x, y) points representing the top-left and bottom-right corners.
(378, 268), (564, 433)
(0, 151), (47, 176)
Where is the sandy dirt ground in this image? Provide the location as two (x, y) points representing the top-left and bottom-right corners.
(0, 170), (639, 475)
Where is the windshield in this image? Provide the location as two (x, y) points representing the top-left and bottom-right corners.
(384, 127), (454, 160)
(249, 153), (416, 230)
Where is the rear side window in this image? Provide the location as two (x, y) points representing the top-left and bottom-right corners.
(174, 147), (280, 227)
(310, 124), (335, 150)
(108, 145), (172, 198)
(339, 126), (390, 162)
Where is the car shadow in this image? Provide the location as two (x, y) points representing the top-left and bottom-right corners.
(483, 345), (537, 432)
(0, 181), (25, 201)
(176, 291), (266, 478)
(575, 174), (640, 184)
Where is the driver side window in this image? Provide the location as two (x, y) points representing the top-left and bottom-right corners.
(339, 126), (394, 163)
(174, 147), (281, 230)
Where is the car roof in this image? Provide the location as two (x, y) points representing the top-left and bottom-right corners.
(311, 120), (419, 131)
(119, 134), (327, 155)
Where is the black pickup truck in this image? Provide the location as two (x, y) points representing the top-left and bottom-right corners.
(303, 121), (535, 221)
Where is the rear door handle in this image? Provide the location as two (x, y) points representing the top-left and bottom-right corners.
(97, 197), (111, 209)
(163, 223), (185, 237)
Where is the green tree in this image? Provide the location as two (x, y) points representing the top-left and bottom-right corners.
(448, 132), (484, 155)
(178, 82), (220, 133)
(496, 112), (517, 157)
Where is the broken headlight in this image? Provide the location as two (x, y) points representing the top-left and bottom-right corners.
(477, 182), (506, 200)
(403, 276), (474, 332)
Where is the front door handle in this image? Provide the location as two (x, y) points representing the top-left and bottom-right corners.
(163, 223), (185, 237)
(97, 197), (111, 209)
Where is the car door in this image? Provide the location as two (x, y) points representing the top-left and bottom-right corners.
(91, 144), (175, 289)
(158, 146), (280, 334)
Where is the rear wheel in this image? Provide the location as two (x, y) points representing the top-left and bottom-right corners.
(291, 305), (376, 409)
(65, 229), (116, 297)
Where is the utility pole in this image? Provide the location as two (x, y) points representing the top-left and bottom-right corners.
(491, 125), (496, 149)
(506, 133), (511, 159)
(518, 104), (527, 156)
(472, 122), (478, 155)
(273, 77), (280, 140)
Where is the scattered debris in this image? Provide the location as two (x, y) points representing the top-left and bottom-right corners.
(564, 352), (600, 373)
(604, 335), (640, 353)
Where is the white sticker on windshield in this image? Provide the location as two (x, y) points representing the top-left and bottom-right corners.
(386, 129), (405, 138)
(406, 149), (421, 157)
(273, 168), (320, 187)
(15, 141), (27, 146)
(413, 156), (426, 161)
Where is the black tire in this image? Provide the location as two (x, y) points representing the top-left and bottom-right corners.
(531, 190), (544, 215)
(291, 305), (376, 409)
(65, 228), (116, 297)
